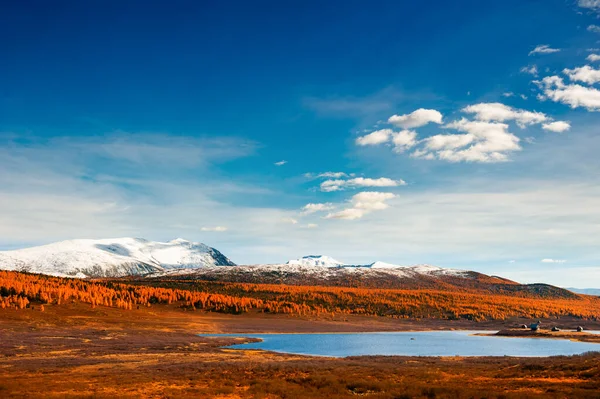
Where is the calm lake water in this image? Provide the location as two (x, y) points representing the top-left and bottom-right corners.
(202, 331), (600, 357)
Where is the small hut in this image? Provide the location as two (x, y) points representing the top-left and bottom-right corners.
(577, 326), (584, 332)
(521, 324), (528, 329)
(529, 320), (541, 331)
(551, 326), (560, 332)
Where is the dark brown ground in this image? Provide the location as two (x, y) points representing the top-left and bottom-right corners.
(1, 303), (600, 398)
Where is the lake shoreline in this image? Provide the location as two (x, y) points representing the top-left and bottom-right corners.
(475, 328), (600, 344)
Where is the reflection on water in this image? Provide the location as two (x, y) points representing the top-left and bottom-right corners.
(202, 331), (600, 358)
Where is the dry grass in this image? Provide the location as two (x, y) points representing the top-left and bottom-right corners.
(1, 303), (600, 398)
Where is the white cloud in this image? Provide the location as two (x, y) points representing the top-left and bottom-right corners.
(320, 177), (406, 192)
(462, 103), (548, 127)
(537, 75), (600, 111)
(316, 172), (347, 178)
(365, 103), (551, 164)
(201, 226), (228, 232)
(304, 172), (349, 179)
(356, 129), (418, 152)
(324, 192), (396, 220)
(586, 54), (600, 62)
(542, 121), (571, 133)
(410, 149), (436, 160)
(415, 119), (521, 163)
(520, 65), (539, 76)
(304, 223), (318, 229)
(588, 24), (600, 33)
(564, 65), (600, 84)
(423, 133), (474, 151)
(324, 208), (364, 220)
(388, 108), (443, 129)
(274, 160), (287, 166)
(541, 258), (567, 263)
(529, 44), (560, 56)
(281, 217), (298, 224)
(579, 0), (600, 13)
(301, 203), (335, 214)
(391, 130), (418, 153)
(355, 129), (393, 146)
(503, 92), (514, 98)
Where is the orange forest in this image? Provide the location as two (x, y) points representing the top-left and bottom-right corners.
(2, 270), (600, 321)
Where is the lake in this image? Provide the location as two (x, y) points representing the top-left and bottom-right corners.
(202, 331), (600, 357)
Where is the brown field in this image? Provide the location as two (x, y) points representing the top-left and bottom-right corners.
(2, 303), (600, 399)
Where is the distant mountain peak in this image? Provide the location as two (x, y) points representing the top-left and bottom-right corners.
(287, 255), (345, 267)
(0, 237), (235, 278)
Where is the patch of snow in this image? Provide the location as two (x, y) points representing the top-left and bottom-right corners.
(369, 261), (409, 269)
(287, 255), (345, 267)
(0, 238), (234, 278)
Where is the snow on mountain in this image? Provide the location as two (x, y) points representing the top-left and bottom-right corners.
(284, 257), (466, 276)
(0, 238), (235, 278)
(0, 238), (468, 282)
(369, 261), (407, 269)
(287, 255), (345, 268)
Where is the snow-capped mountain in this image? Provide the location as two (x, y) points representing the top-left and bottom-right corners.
(285, 257), (464, 275)
(287, 255), (345, 268)
(0, 238), (235, 278)
(0, 237), (467, 284)
(158, 254), (471, 289)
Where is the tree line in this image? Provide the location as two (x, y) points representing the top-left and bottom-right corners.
(1, 271), (600, 321)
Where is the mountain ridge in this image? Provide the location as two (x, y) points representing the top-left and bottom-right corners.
(0, 238), (583, 300)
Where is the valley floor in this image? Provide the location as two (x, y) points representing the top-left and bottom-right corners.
(1, 304), (600, 398)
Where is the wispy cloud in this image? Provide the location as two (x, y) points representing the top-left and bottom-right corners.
(541, 258), (566, 263)
(579, 0), (600, 13)
(320, 177), (406, 192)
(201, 226), (228, 232)
(274, 160), (287, 166)
(520, 65), (538, 76)
(301, 203), (335, 214)
(303, 87), (440, 122)
(324, 191), (396, 220)
(529, 44), (560, 56)
(303, 87), (402, 119)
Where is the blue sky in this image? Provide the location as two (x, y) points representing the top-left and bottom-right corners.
(2, 0), (600, 286)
